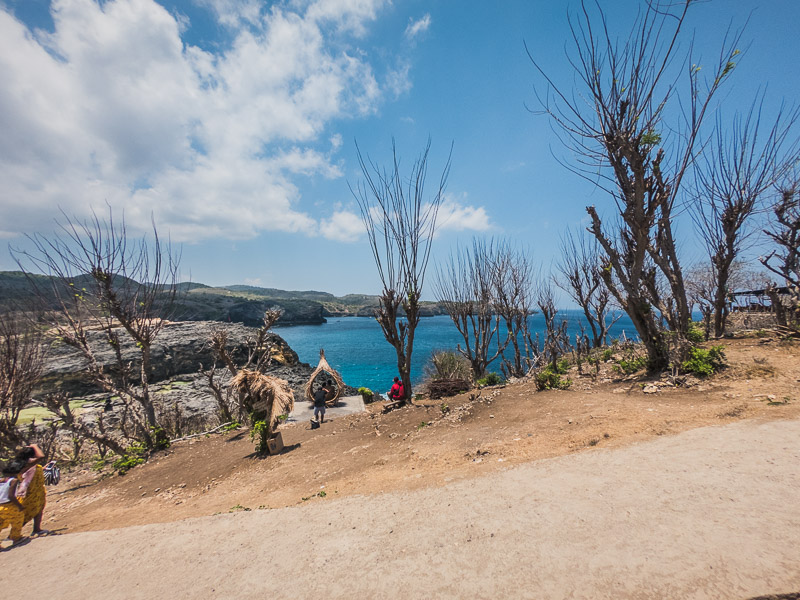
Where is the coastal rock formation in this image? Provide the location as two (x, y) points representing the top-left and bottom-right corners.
(37, 321), (355, 413)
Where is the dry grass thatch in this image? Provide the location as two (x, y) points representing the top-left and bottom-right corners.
(305, 349), (344, 407)
(230, 369), (294, 433)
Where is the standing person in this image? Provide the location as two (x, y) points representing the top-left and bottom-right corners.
(388, 376), (405, 402)
(313, 382), (329, 424)
(15, 444), (48, 536)
(0, 460), (26, 546)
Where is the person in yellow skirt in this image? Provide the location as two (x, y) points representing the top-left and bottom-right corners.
(0, 459), (27, 546)
(14, 444), (48, 536)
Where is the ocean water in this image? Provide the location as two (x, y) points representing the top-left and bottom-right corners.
(277, 311), (638, 394)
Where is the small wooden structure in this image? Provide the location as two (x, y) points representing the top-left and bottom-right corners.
(728, 287), (789, 313)
(305, 349), (344, 407)
(382, 400), (405, 413)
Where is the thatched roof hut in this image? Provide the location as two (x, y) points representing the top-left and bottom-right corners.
(305, 349), (344, 407)
(230, 369), (294, 433)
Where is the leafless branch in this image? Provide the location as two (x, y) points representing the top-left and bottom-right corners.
(351, 138), (451, 399)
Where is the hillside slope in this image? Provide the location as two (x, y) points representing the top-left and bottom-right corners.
(4, 417), (799, 599)
(36, 336), (800, 534)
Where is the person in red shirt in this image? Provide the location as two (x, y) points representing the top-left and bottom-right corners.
(388, 376), (405, 402)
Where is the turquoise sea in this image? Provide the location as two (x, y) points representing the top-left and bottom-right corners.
(277, 311), (638, 395)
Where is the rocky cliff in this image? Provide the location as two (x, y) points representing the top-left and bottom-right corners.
(36, 321), (356, 425)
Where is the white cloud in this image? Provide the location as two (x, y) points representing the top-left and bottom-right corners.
(319, 210), (365, 242)
(194, 0), (262, 27)
(404, 13), (430, 40)
(304, 0), (385, 36)
(436, 195), (492, 233)
(0, 0), (394, 242)
(385, 61), (412, 97)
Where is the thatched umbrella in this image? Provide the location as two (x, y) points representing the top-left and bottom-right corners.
(230, 369), (294, 434)
(305, 349), (344, 407)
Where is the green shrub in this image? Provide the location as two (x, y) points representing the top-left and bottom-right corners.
(221, 421), (241, 432)
(687, 322), (706, 344)
(556, 358), (570, 374)
(113, 443), (146, 475)
(613, 355), (647, 374)
(535, 367), (572, 391)
(151, 426), (170, 451)
(601, 348), (614, 362)
(476, 372), (503, 387)
(681, 345), (726, 377)
(357, 387), (375, 403)
(250, 420), (270, 455)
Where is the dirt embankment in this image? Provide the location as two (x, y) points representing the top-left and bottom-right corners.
(40, 336), (800, 534)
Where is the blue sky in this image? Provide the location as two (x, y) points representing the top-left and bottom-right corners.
(1, 0), (798, 299)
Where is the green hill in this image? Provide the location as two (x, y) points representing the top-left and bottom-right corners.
(0, 271), (446, 325)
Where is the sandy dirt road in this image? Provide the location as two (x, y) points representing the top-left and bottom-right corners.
(3, 418), (799, 600)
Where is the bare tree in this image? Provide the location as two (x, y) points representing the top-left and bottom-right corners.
(204, 309), (283, 423)
(537, 283), (572, 371)
(0, 312), (45, 452)
(555, 228), (619, 348)
(529, 0), (743, 369)
(692, 97), (800, 337)
(434, 239), (506, 379)
(685, 260), (771, 339)
(492, 242), (540, 378)
(761, 179), (800, 329)
(39, 393), (126, 456)
(13, 210), (182, 450)
(351, 139), (451, 402)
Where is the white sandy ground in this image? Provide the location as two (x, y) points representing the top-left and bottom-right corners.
(2, 418), (799, 600)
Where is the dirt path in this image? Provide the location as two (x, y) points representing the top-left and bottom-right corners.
(3, 417), (799, 599)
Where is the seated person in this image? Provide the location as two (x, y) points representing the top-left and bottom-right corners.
(388, 376), (405, 402)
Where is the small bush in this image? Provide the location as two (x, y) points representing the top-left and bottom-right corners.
(687, 323), (706, 344)
(613, 356), (647, 374)
(425, 349), (472, 381)
(151, 426), (171, 451)
(601, 348), (613, 362)
(682, 345), (726, 377)
(477, 372), (503, 387)
(113, 443), (146, 475)
(250, 420), (269, 455)
(357, 387), (375, 403)
(535, 367), (572, 391)
(428, 378), (471, 399)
